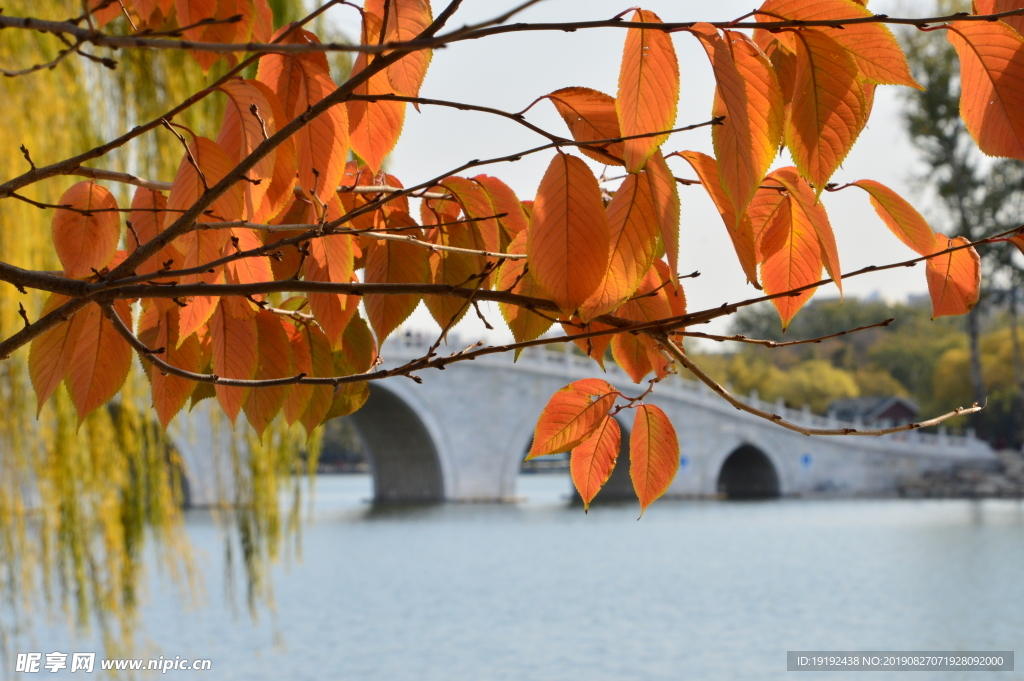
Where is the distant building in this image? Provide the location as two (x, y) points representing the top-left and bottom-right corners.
(827, 396), (920, 426)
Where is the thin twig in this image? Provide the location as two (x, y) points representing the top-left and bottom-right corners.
(656, 335), (981, 437)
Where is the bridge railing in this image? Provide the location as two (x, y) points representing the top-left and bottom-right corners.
(383, 332), (980, 452)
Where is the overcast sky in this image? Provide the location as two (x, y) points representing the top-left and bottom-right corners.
(328, 0), (942, 344)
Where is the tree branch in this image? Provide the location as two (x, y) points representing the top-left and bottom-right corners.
(681, 318), (895, 348)
(656, 335), (982, 437)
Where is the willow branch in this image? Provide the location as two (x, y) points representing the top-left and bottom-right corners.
(656, 335), (982, 437)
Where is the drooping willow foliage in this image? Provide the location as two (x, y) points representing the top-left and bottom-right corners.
(0, 0), (333, 658)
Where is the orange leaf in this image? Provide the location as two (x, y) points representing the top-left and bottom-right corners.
(853, 180), (936, 255)
(571, 416), (621, 511)
(440, 176), (501, 255)
(755, 0), (918, 88)
(580, 171), (660, 321)
(424, 223), (485, 329)
(926, 235), (981, 319)
(138, 301), (202, 429)
(528, 153), (610, 316)
(758, 193), (822, 329)
(975, 0), (1024, 37)
(563, 318), (616, 369)
(217, 79), (277, 219)
(178, 296), (219, 344)
(300, 196), (357, 342)
(365, 0), (434, 98)
(28, 293), (74, 414)
(768, 167), (842, 295)
(256, 27), (349, 203)
(248, 79), (297, 223)
(175, 0), (216, 41)
(678, 151), (760, 288)
(645, 151), (681, 284)
(692, 24), (783, 220)
(528, 381), (618, 459)
(948, 20), (1024, 161)
(610, 267), (674, 383)
(210, 300), (259, 422)
(617, 9), (679, 172)
(348, 11), (406, 174)
(51, 181), (120, 278)
(88, 0), (125, 27)
(787, 28), (868, 193)
(225, 227), (274, 288)
(186, 0), (255, 71)
(243, 309), (295, 437)
(168, 136), (244, 287)
(747, 186), (787, 261)
(497, 231), (554, 355)
(64, 301), (133, 425)
(299, 324), (335, 437)
(364, 213), (431, 343)
(630, 404), (679, 515)
(473, 175), (530, 245)
(128, 187), (183, 281)
(252, 0), (274, 42)
(547, 87), (625, 166)
(283, 322), (314, 425)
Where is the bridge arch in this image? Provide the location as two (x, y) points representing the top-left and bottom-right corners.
(715, 443), (781, 499)
(348, 382), (453, 503)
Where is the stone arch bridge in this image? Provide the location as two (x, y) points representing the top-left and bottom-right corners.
(174, 335), (995, 506)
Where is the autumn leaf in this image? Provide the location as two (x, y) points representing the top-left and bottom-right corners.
(947, 20), (1024, 161)
(787, 28), (869, 193)
(617, 9), (679, 173)
(579, 171), (660, 321)
(225, 227), (274, 289)
(528, 153), (610, 316)
(610, 267), (674, 383)
(853, 180), (936, 255)
(692, 24), (783, 221)
(975, 0), (1024, 37)
(365, 0), (434, 98)
(758, 192), (823, 329)
(51, 181), (120, 278)
(497, 231), (554, 355)
(440, 176), (501, 255)
(424, 221), (486, 329)
(528, 380), (618, 459)
(926, 234), (981, 319)
(128, 187), (183, 281)
(768, 167), (842, 295)
(678, 151), (760, 288)
(185, 0), (255, 71)
(64, 301), (134, 424)
(28, 293), (74, 414)
(755, 0), (918, 88)
(167, 135), (244, 289)
(299, 324), (335, 437)
(217, 79), (277, 219)
(547, 87), (626, 165)
(645, 151), (681, 284)
(630, 404), (679, 515)
(243, 309), (295, 437)
(256, 27), (349, 203)
(364, 212), (431, 343)
(348, 11), (406, 174)
(210, 300), (259, 422)
(138, 300), (202, 429)
(571, 416), (621, 511)
(473, 174), (530, 246)
(247, 79), (297, 223)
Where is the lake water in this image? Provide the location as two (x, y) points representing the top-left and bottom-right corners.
(20, 474), (1024, 680)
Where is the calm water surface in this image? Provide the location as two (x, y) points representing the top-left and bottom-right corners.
(27, 475), (1024, 680)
